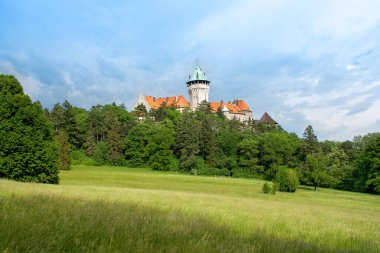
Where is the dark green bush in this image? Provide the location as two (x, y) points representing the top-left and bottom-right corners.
(0, 75), (59, 184)
(150, 150), (178, 171)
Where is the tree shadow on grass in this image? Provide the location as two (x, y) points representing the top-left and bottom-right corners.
(298, 185), (315, 191)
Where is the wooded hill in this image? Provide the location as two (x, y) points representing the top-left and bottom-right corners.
(1, 74), (379, 194)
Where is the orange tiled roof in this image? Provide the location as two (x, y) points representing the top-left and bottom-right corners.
(210, 99), (251, 114)
(235, 100), (250, 111)
(145, 95), (189, 109)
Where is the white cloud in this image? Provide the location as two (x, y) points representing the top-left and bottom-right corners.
(280, 80), (380, 140)
(298, 99), (380, 140)
(186, 0), (380, 61)
(0, 61), (47, 100)
(314, 0), (380, 38)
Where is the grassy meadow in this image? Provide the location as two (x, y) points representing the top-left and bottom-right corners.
(1, 165), (379, 253)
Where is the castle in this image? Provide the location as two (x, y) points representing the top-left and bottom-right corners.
(136, 64), (276, 123)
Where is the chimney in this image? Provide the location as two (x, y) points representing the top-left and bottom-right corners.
(175, 95), (178, 102)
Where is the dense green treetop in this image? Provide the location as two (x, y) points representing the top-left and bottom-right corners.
(0, 75), (59, 183)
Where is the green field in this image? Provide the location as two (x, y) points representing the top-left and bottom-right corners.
(1, 165), (379, 253)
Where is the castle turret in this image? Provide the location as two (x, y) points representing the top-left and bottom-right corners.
(187, 64), (210, 111)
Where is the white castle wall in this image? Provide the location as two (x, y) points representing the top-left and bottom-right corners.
(188, 82), (210, 110)
(135, 94), (151, 111)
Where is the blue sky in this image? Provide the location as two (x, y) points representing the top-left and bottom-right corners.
(1, 0), (380, 140)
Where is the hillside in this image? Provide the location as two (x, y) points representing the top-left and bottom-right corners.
(1, 165), (379, 253)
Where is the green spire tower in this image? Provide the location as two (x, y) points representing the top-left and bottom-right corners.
(187, 64), (210, 110)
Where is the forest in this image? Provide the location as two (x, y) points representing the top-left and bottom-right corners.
(1, 74), (379, 194)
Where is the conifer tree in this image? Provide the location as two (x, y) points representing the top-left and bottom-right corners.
(196, 100), (212, 117)
(104, 110), (122, 164)
(216, 105), (225, 119)
(302, 125), (319, 155)
(202, 115), (218, 167)
(50, 103), (65, 134)
(175, 111), (200, 171)
(85, 127), (96, 156)
(62, 100), (81, 149)
(56, 130), (71, 170)
(0, 75), (59, 183)
(134, 103), (148, 118)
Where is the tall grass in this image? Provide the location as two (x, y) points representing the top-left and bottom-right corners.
(0, 165), (379, 252)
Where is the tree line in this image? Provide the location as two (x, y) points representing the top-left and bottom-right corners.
(1, 75), (379, 194)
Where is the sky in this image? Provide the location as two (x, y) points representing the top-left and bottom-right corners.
(1, 0), (380, 141)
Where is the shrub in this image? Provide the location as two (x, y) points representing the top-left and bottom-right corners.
(217, 156), (238, 172)
(71, 150), (96, 166)
(262, 182), (277, 194)
(262, 182), (271, 194)
(149, 150), (178, 171)
(275, 166), (299, 192)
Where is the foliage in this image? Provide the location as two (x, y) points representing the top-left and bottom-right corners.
(85, 128), (96, 156)
(0, 75), (59, 184)
(353, 133), (380, 193)
(146, 120), (177, 171)
(3, 86), (376, 195)
(302, 154), (330, 191)
(62, 100), (84, 149)
(237, 138), (262, 175)
(175, 111), (200, 171)
(93, 142), (109, 166)
(50, 103), (65, 134)
(70, 149), (95, 166)
(150, 102), (167, 122)
(217, 155), (238, 173)
(262, 182), (271, 194)
(124, 123), (152, 167)
(259, 131), (300, 173)
(200, 114), (218, 166)
(56, 130), (71, 170)
(301, 125), (320, 158)
(275, 166), (299, 192)
(104, 109), (122, 165)
(134, 103), (148, 118)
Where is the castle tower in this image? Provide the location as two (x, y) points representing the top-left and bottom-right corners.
(187, 64), (210, 110)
